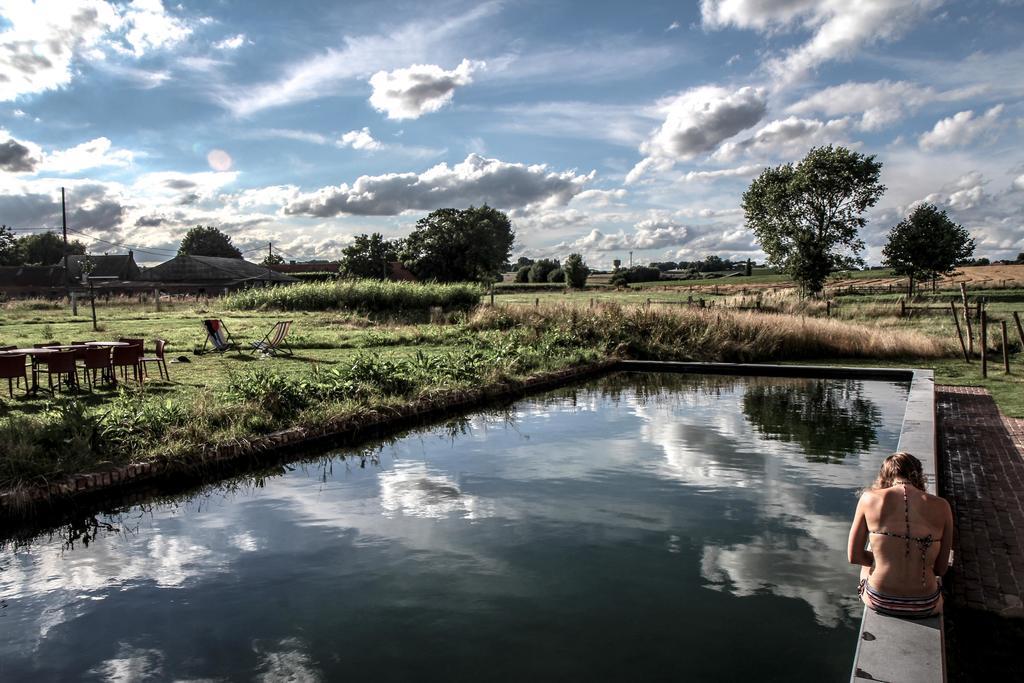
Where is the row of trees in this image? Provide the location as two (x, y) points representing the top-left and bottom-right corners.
(510, 255), (589, 287)
(743, 145), (976, 296)
(0, 226), (87, 266)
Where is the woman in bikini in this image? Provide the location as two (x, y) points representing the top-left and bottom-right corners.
(847, 452), (954, 618)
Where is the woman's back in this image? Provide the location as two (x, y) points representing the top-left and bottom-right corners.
(860, 484), (950, 595)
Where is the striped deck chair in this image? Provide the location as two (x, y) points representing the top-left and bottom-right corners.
(202, 319), (241, 353)
(250, 320), (294, 356)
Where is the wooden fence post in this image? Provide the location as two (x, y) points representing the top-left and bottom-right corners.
(900, 298), (906, 317)
(826, 300), (831, 318)
(534, 297), (539, 308)
(981, 310), (988, 378)
(1002, 320), (1010, 374)
(154, 288), (161, 312)
(1014, 312), (1024, 351)
(960, 283), (974, 355)
(950, 301), (969, 362)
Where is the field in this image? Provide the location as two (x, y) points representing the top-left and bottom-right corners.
(0, 273), (1022, 492)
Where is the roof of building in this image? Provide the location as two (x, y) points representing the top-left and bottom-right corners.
(141, 255), (298, 283)
(269, 262), (340, 274)
(0, 265), (66, 288)
(61, 253), (141, 280)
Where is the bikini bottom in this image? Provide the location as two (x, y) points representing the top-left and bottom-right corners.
(858, 578), (942, 619)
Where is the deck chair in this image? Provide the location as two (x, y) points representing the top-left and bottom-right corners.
(201, 319), (242, 353)
(250, 320), (294, 356)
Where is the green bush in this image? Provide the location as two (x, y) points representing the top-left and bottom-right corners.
(563, 253), (589, 288)
(222, 279), (483, 312)
(547, 268), (565, 283)
(514, 266), (531, 283)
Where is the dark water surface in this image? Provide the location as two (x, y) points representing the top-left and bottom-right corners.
(0, 373), (910, 681)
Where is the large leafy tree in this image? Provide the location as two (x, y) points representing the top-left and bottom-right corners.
(402, 205), (514, 283)
(177, 225), (242, 258)
(17, 231), (86, 265)
(882, 203), (974, 295)
(562, 253), (589, 288)
(742, 145), (885, 295)
(340, 233), (398, 279)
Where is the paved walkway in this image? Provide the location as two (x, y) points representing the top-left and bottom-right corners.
(937, 386), (1024, 679)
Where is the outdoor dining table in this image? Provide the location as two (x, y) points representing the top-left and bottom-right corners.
(0, 342), (132, 393)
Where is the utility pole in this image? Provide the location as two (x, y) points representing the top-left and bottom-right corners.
(629, 251), (633, 268)
(61, 187), (70, 297)
(266, 241), (272, 284)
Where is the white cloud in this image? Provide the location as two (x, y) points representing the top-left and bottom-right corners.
(788, 80), (987, 131)
(213, 33), (247, 50)
(627, 86), (766, 183)
(0, 0), (121, 101)
(218, 4), (500, 116)
(39, 137), (135, 173)
(567, 220), (691, 252)
(284, 153), (594, 217)
(0, 0), (192, 101)
(667, 21), (681, 31)
(681, 164), (762, 182)
(918, 104), (1004, 151)
(1013, 175), (1024, 192)
(337, 127), (382, 151)
(712, 116), (851, 162)
(701, 0), (944, 81)
(368, 59), (483, 120)
(118, 0), (192, 57)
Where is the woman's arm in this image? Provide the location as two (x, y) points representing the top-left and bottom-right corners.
(933, 499), (954, 577)
(847, 493), (874, 567)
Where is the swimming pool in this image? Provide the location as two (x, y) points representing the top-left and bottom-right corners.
(0, 372), (910, 680)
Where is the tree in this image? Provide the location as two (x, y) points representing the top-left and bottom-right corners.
(563, 253), (589, 288)
(882, 203), (975, 294)
(742, 145), (885, 296)
(261, 252), (285, 266)
(515, 256), (535, 268)
(16, 231), (86, 265)
(1016, 252), (1024, 264)
(178, 225), (242, 258)
(401, 205), (514, 283)
(547, 267), (565, 283)
(340, 233), (398, 279)
(527, 258), (559, 283)
(0, 225), (18, 266)
(514, 265), (531, 283)
(744, 258), (753, 276)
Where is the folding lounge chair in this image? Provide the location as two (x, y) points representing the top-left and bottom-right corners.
(250, 320), (294, 356)
(201, 319), (242, 353)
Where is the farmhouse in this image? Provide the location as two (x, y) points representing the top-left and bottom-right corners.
(140, 254), (297, 293)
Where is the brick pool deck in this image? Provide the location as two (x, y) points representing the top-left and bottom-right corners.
(937, 385), (1024, 679)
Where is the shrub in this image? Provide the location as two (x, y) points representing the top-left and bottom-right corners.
(528, 259), (559, 283)
(547, 268), (565, 283)
(515, 266), (531, 283)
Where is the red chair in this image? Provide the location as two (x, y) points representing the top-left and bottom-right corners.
(41, 350), (79, 393)
(79, 346), (113, 391)
(0, 353), (29, 397)
(111, 345), (143, 385)
(140, 339), (169, 380)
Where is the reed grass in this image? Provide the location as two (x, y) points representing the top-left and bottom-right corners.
(222, 279), (483, 313)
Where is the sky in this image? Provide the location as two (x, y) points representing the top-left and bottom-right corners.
(0, 0), (1022, 268)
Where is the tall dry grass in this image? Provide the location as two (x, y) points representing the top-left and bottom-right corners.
(469, 302), (949, 362)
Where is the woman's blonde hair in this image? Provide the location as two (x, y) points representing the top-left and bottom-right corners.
(873, 451), (926, 490)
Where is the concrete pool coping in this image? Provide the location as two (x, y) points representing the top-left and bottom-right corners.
(1, 359), (942, 680)
(618, 361), (941, 683)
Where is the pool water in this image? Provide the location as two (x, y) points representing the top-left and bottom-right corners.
(0, 373), (910, 681)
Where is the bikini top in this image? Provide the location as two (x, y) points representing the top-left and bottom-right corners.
(869, 483), (939, 587)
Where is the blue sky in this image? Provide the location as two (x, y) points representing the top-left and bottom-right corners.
(0, 0), (1022, 267)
